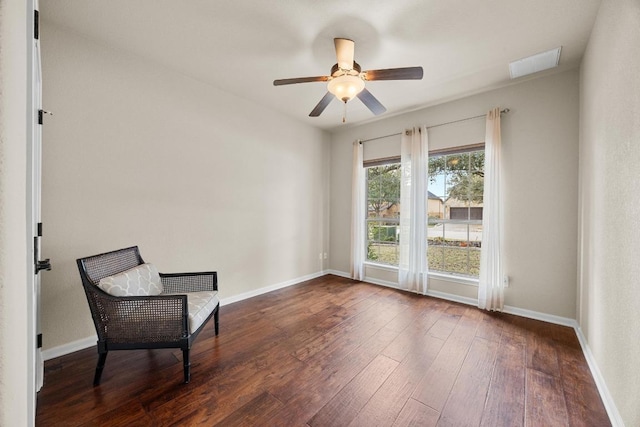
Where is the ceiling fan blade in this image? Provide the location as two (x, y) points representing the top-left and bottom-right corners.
(273, 76), (329, 86)
(364, 66), (424, 81)
(334, 38), (355, 70)
(309, 92), (334, 117)
(357, 88), (386, 115)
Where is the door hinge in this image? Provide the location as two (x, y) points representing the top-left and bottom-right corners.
(36, 258), (51, 274)
(37, 334), (43, 349)
(34, 231), (52, 274)
(34, 10), (39, 40)
(35, 257), (51, 274)
(38, 110), (52, 125)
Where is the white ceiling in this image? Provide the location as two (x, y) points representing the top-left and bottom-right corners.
(41, 0), (602, 131)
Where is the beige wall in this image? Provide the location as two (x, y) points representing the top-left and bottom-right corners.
(330, 70), (580, 318)
(579, 0), (640, 425)
(39, 22), (330, 350)
(0, 1), (32, 425)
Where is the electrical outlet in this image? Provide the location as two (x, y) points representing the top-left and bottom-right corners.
(319, 253), (323, 260)
(323, 252), (328, 259)
(503, 275), (510, 288)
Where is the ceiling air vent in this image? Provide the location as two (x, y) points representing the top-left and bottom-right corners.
(509, 47), (562, 79)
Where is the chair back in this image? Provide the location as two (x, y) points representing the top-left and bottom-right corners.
(77, 246), (144, 287)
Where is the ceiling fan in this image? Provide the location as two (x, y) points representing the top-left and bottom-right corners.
(273, 38), (424, 122)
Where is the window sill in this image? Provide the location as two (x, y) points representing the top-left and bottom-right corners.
(364, 261), (398, 271)
(363, 262), (479, 287)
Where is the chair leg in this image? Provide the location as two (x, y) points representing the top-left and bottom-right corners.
(183, 349), (190, 384)
(214, 308), (219, 336)
(93, 352), (108, 386)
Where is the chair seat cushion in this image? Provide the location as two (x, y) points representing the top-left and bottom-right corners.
(98, 263), (163, 297)
(166, 291), (219, 333)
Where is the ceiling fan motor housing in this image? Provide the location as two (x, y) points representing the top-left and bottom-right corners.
(331, 62), (361, 76)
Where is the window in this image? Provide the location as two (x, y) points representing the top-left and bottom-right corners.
(366, 163), (401, 265)
(428, 147), (484, 277)
(365, 145), (485, 278)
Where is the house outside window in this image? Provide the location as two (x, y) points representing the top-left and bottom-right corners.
(365, 145), (485, 278)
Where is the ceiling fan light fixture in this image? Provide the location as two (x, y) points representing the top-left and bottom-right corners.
(327, 75), (365, 102)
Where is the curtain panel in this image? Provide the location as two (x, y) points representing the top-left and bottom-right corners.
(398, 126), (429, 294)
(478, 107), (504, 311)
(350, 141), (366, 280)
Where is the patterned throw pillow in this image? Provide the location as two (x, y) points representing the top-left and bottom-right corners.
(98, 263), (163, 296)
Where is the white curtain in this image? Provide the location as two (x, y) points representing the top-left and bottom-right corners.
(398, 126), (428, 294)
(478, 107), (504, 311)
(350, 141), (366, 280)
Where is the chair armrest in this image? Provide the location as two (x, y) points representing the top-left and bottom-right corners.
(87, 289), (189, 343)
(160, 271), (218, 293)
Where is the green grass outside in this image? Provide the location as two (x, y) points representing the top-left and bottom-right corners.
(368, 243), (480, 277)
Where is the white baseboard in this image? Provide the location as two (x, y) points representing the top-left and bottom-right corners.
(574, 327), (625, 427)
(42, 335), (97, 361)
(219, 270), (326, 306)
(325, 269), (351, 279)
(363, 275), (400, 289)
(424, 289), (477, 306)
(502, 305), (577, 328)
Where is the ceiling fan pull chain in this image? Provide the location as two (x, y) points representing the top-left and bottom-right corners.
(343, 100), (347, 123)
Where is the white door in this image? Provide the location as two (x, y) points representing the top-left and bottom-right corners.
(30, 0), (49, 394)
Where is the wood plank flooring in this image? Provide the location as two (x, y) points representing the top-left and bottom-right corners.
(36, 275), (611, 426)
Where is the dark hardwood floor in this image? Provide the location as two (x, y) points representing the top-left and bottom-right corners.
(36, 275), (610, 426)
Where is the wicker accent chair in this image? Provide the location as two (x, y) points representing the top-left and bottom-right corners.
(77, 246), (219, 386)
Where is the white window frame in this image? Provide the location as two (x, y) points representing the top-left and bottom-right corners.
(427, 144), (485, 279)
(364, 145), (485, 285)
(364, 158), (401, 267)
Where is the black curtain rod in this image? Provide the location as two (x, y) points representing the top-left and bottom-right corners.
(359, 108), (510, 144)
